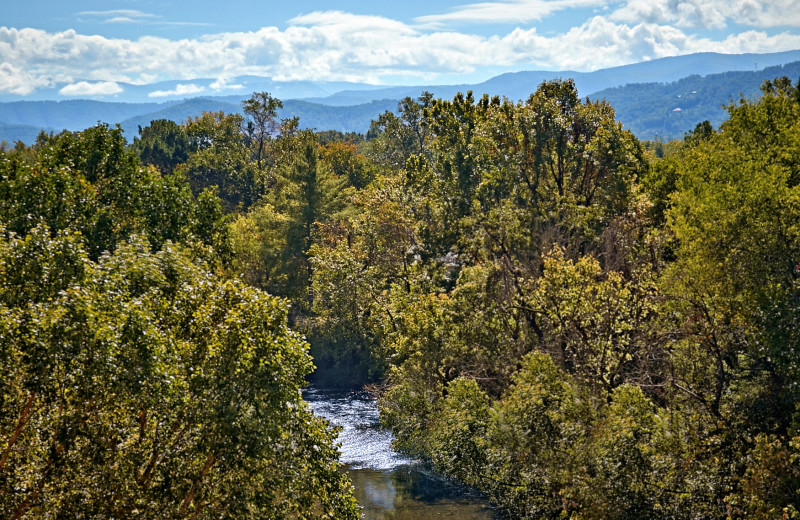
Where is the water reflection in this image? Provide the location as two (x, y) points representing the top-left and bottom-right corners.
(350, 467), (497, 520)
(304, 387), (498, 520)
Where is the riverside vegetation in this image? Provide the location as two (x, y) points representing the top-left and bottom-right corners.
(1, 77), (799, 519)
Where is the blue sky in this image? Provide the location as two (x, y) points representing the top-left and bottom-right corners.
(3, 0), (800, 98)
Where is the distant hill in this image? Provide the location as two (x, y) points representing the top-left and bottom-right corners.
(300, 50), (800, 106)
(116, 98), (400, 137)
(0, 121), (49, 146)
(0, 77), (389, 104)
(278, 99), (400, 133)
(2, 51), (800, 144)
(0, 100), (167, 133)
(0, 96), (403, 144)
(1, 49), (798, 106)
(116, 98), (242, 136)
(593, 60), (800, 140)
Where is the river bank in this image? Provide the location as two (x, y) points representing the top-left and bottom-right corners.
(303, 387), (498, 519)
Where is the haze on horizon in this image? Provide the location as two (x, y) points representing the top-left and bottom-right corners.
(2, 0), (800, 100)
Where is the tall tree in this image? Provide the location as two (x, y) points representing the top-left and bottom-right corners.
(180, 111), (256, 211)
(242, 92), (283, 171)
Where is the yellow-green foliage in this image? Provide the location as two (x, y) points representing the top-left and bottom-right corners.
(310, 78), (800, 518)
(0, 228), (358, 519)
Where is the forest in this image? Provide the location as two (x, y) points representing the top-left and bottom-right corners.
(1, 76), (799, 519)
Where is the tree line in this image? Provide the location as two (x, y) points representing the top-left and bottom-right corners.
(0, 110), (359, 518)
(308, 78), (800, 518)
(2, 77), (799, 518)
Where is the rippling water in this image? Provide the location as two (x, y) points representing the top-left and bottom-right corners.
(304, 387), (498, 520)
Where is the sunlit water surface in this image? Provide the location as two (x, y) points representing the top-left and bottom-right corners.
(304, 387), (498, 520)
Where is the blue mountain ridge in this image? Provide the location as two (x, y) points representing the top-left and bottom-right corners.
(2, 51), (799, 144)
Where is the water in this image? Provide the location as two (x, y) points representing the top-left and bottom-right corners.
(304, 387), (499, 520)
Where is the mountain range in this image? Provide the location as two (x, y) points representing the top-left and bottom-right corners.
(2, 50), (800, 145)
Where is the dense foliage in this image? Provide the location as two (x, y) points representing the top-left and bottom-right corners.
(0, 124), (228, 261)
(308, 78), (800, 518)
(0, 122), (359, 519)
(3, 76), (800, 518)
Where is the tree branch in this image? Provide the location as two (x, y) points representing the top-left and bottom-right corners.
(0, 392), (36, 472)
(180, 453), (216, 516)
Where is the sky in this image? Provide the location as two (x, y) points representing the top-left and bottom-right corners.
(3, 0), (800, 99)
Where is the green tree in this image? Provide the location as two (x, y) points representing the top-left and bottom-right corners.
(242, 92), (283, 171)
(482, 352), (590, 519)
(665, 77), (800, 428)
(530, 249), (666, 397)
(0, 123), (228, 260)
(181, 111), (256, 211)
(319, 140), (376, 190)
(0, 227), (358, 519)
(230, 129), (355, 308)
(366, 93), (432, 170)
(132, 119), (191, 175)
(649, 77), (800, 517)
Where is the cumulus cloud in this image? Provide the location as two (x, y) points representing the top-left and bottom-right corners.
(1, 9), (799, 96)
(492, 17), (800, 70)
(59, 81), (123, 96)
(611, 0), (800, 29)
(210, 78), (245, 91)
(692, 30), (800, 54)
(149, 83), (205, 98)
(289, 10), (418, 35)
(415, 0), (604, 26)
(0, 61), (51, 95)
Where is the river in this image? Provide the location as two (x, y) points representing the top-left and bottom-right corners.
(304, 387), (499, 519)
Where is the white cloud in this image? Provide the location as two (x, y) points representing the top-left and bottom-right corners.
(149, 83), (205, 98)
(79, 10), (156, 17)
(415, 0), (604, 26)
(0, 61), (51, 95)
(692, 30), (800, 54)
(493, 17), (692, 70)
(1, 10), (799, 96)
(78, 10), (158, 24)
(76, 10), (211, 27)
(210, 78), (245, 91)
(289, 10), (418, 35)
(611, 0), (800, 29)
(491, 17), (800, 70)
(59, 80), (123, 96)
